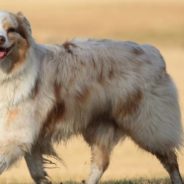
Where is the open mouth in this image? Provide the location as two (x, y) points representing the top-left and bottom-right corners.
(0, 44), (14, 60)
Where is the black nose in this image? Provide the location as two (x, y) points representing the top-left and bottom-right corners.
(0, 36), (6, 45)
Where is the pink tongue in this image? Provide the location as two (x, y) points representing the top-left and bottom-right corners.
(0, 51), (6, 59)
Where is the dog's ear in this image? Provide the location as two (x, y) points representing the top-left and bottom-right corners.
(16, 12), (32, 44)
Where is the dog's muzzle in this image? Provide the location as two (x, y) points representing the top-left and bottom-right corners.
(0, 44), (14, 60)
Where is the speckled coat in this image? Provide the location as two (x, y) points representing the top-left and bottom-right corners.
(0, 11), (183, 184)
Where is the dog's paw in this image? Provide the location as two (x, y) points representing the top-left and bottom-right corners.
(37, 178), (52, 184)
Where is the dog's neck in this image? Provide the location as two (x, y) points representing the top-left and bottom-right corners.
(0, 43), (42, 107)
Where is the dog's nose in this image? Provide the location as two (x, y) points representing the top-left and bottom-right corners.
(0, 36), (6, 45)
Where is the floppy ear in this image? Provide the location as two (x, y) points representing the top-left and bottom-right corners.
(16, 12), (33, 44)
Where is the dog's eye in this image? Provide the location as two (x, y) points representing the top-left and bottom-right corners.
(7, 27), (17, 33)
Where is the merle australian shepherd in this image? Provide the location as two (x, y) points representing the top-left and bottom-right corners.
(0, 11), (183, 184)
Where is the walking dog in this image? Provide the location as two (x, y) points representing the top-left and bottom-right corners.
(0, 11), (183, 184)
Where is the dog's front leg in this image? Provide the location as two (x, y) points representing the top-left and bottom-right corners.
(0, 104), (43, 175)
(0, 139), (31, 174)
(25, 145), (52, 184)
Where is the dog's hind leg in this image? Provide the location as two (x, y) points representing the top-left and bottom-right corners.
(129, 133), (183, 184)
(123, 73), (184, 184)
(154, 151), (183, 184)
(25, 146), (52, 184)
(128, 121), (183, 184)
(83, 121), (123, 184)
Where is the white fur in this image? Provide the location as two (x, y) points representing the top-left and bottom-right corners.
(86, 164), (103, 184)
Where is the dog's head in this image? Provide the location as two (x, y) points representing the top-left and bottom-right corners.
(0, 11), (33, 74)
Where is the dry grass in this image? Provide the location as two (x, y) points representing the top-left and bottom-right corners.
(0, 0), (184, 183)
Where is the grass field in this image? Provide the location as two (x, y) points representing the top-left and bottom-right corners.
(0, 0), (184, 183)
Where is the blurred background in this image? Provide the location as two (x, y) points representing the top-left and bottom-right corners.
(0, 0), (184, 183)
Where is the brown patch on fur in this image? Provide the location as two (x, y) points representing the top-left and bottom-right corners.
(114, 89), (143, 117)
(92, 145), (110, 171)
(43, 100), (65, 135)
(17, 24), (27, 40)
(54, 81), (62, 100)
(132, 46), (144, 55)
(2, 17), (16, 31)
(42, 82), (65, 136)
(155, 151), (179, 173)
(12, 37), (28, 71)
(3, 15), (30, 73)
(2, 18), (13, 31)
(83, 113), (118, 145)
(154, 151), (183, 183)
(108, 68), (115, 79)
(7, 108), (19, 125)
(63, 41), (77, 54)
(76, 86), (90, 103)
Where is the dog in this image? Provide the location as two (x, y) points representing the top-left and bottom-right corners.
(0, 10), (183, 184)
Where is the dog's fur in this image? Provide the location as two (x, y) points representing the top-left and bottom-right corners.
(0, 11), (183, 184)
